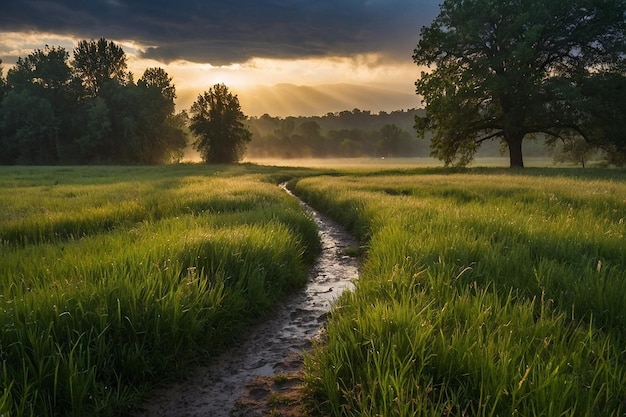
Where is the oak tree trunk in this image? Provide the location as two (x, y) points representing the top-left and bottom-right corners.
(505, 131), (525, 168)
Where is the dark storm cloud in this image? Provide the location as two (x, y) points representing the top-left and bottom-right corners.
(0, 0), (439, 65)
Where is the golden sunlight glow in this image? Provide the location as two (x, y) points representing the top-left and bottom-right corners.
(0, 31), (422, 117)
(0, 31), (77, 58)
(163, 55), (421, 115)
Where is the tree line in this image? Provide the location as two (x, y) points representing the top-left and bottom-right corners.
(0, 39), (424, 165)
(3, 0), (625, 170)
(0, 38), (257, 165)
(0, 39), (189, 165)
(245, 109), (427, 159)
(244, 109), (603, 165)
(0, 37), (431, 165)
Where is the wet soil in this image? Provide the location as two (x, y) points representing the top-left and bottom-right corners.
(134, 185), (360, 417)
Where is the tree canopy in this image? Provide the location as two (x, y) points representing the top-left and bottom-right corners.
(413, 0), (626, 168)
(72, 38), (128, 96)
(189, 84), (252, 164)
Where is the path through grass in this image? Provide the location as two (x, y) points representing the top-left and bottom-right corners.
(0, 165), (320, 417)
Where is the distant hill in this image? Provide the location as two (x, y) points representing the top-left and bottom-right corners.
(237, 82), (420, 118)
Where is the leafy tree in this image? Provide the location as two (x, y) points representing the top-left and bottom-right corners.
(135, 68), (187, 163)
(413, 0), (626, 168)
(189, 84), (251, 163)
(7, 46), (72, 93)
(5, 46), (76, 163)
(378, 124), (417, 157)
(94, 81), (139, 163)
(161, 110), (190, 163)
(296, 120), (326, 157)
(272, 119), (298, 158)
(245, 110), (427, 159)
(77, 97), (112, 162)
(0, 90), (58, 164)
(339, 138), (364, 157)
(138, 67), (176, 104)
(72, 38), (128, 96)
(329, 129), (368, 157)
(125, 68), (187, 164)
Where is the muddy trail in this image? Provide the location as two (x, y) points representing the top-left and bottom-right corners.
(134, 185), (360, 417)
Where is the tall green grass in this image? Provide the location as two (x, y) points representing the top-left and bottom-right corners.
(296, 169), (626, 416)
(0, 165), (320, 417)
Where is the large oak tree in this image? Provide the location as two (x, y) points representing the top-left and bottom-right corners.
(413, 0), (626, 168)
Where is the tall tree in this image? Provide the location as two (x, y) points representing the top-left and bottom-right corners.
(136, 68), (187, 163)
(96, 81), (140, 163)
(0, 90), (58, 164)
(72, 38), (127, 96)
(138, 67), (176, 104)
(5, 46), (75, 163)
(413, 0), (626, 168)
(7, 46), (72, 93)
(189, 84), (251, 163)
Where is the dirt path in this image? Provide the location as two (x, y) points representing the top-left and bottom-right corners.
(134, 185), (360, 417)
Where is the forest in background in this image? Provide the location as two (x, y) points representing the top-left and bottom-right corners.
(0, 40), (188, 166)
(245, 108), (553, 160)
(246, 109), (425, 159)
(0, 39), (590, 166)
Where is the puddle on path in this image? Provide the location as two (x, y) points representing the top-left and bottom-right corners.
(135, 184), (360, 417)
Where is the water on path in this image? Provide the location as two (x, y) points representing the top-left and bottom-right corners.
(135, 185), (360, 417)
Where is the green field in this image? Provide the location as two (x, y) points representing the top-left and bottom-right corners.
(0, 164), (320, 416)
(1, 164), (625, 416)
(295, 168), (626, 416)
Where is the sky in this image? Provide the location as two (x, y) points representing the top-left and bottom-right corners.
(0, 0), (440, 117)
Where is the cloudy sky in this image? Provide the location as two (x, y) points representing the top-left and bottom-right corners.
(0, 0), (440, 117)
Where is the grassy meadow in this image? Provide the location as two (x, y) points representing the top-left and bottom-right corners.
(0, 164), (320, 416)
(1, 163), (625, 416)
(295, 168), (626, 416)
